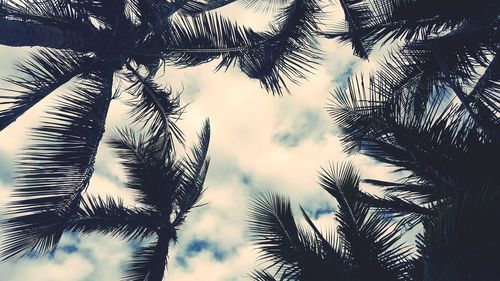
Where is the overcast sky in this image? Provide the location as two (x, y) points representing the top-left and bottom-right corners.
(0, 2), (399, 280)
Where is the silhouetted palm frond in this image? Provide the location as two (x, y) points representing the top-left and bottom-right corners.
(249, 270), (282, 281)
(328, 76), (496, 190)
(234, 0), (323, 95)
(179, 0), (238, 14)
(126, 65), (185, 143)
(249, 162), (412, 280)
(401, 26), (497, 85)
(69, 195), (158, 240)
(323, 0), (374, 58)
(0, 194), (157, 260)
(365, 0), (499, 45)
(178, 0), (290, 15)
(107, 128), (183, 210)
(318, 162), (412, 280)
(2, 0), (87, 26)
(467, 53), (500, 118)
(163, 12), (263, 67)
(7, 71), (113, 216)
(248, 192), (340, 280)
(122, 242), (158, 281)
(0, 49), (94, 131)
(1, 208), (67, 260)
(172, 120), (210, 227)
(327, 74), (499, 224)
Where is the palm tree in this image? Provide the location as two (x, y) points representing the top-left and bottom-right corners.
(2, 120), (210, 281)
(248, 162), (412, 281)
(324, 0), (499, 135)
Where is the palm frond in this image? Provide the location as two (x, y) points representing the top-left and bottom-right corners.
(69, 195), (158, 240)
(108, 128), (184, 211)
(122, 242), (158, 281)
(248, 192), (337, 280)
(353, 0), (498, 46)
(318, 162), (411, 280)
(7, 71), (113, 215)
(0, 195), (157, 260)
(466, 52), (500, 133)
(401, 25), (497, 86)
(249, 270), (282, 281)
(299, 207), (350, 279)
(172, 120), (210, 227)
(0, 49), (94, 131)
(126, 65), (185, 143)
(241, 0), (290, 13)
(1, 209), (67, 260)
(163, 12), (263, 68)
(234, 0), (323, 95)
(179, 0), (237, 14)
(324, 0), (374, 58)
(70, 0), (126, 25)
(2, 0), (87, 27)
(327, 75), (498, 190)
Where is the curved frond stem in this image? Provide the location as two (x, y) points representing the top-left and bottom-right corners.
(126, 62), (171, 156)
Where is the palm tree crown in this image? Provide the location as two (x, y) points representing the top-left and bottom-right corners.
(2, 120), (210, 281)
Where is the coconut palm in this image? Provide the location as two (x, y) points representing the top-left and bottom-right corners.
(324, 0), (499, 135)
(2, 120), (210, 281)
(248, 162), (412, 281)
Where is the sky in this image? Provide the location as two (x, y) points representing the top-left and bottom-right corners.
(0, 2), (399, 280)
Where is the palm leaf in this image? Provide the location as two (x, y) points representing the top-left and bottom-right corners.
(3, 0), (87, 27)
(1, 195), (157, 260)
(69, 195), (158, 240)
(249, 270), (282, 281)
(248, 192), (338, 280)
(234, 0), (322, 95)
(108, 128), (184, 211)
(122, 242), (158, 281)
(163, 12), (263, 68)
(0, 49), (94, 131)
(349, 0), (491, 46)
(126, 66), (185, 143)
(318, 162), (411, 280)
(172, 120), (210, 227)
(179, 0), (238, 14)
(1, 209), (67, 260)
(324, 0), (374, 59)
(327, 76), (497, 191)
(7, 71), (113, 215)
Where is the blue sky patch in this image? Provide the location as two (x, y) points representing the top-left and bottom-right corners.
(184, 239), (227, 262)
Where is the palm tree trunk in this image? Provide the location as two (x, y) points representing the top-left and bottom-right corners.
(0, 18), (91, 51)
(149, 230), (171, 281)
